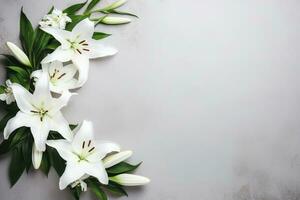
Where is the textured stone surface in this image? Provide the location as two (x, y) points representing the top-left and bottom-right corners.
(1, 0), (300, 199)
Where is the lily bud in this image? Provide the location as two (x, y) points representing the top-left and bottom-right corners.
(6, 42), (31, 67)
(101, 16), (131, 25)
(103, 150), (133, 168)
(102, 0), (127, 11)
(109, 174), (150, 186)
(32, 144), (43, 169)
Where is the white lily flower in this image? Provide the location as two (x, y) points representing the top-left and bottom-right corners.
(3, 71), (74, 151)
(39, 8), (71, 29)
(31, 61), (78, 94)
(0, 80), (15, 104)
(103, 150), (133, 168)
(41, 19), (118, 86)
(6, 42), (31, 67)
(109, 174), (150, 186)
(101, 16), (131, 25)
(46, 120), (120, 190)
(32, 144), (43, 169)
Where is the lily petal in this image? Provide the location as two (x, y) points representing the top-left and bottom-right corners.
(82, 162), (108, 185)
(95, 141), (121, 158)
(33, 71), (51, 101)
(59, 162), (85, 190)
(46, 139), (76, 161)
(72, 120), (94, 148)
(4, 112), (34, 139)
(30, 69), (43, 80)
(86, 39), (118, 59)
(10, 84), (34, 113)
(30, 122), (50, 151)
(49, 112), (73, 142)
(40, 27), (72, 48)
(51, 91), (75, 114)
(72, 54), (89, 87)
(42, 47), (74, 64)
(72, 19), (94, 39)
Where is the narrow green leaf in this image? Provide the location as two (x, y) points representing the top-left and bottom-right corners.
(69, 124), (78, 130)
(92, 32), (111, 40)
(40, 150), (50, 176)
(106, 162), (142, 175)
(19, 8), (35, 63)
(85, 0), (101, 14)
(9, 147), (26, 187)
(46, 41), (60, 50)
(21, 136), (33, 172)
(64, 1), (88, 15)
(0, 54), (23, 67)
(48, 147), (65, 176)
(7, 66), (29, 78)
(88, 180), (108, 200)
(32, 28), (52, 68)
(0, 111), (16, 132)
(69, 185), (82, 200)
(103, 181), (128, 196)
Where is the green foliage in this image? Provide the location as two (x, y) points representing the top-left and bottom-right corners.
(32, 28), (52, 68)
(64, 1), (88, 15)
(87, 179), (108, 200)
(92, 32), (111, 40)
(19, 8), (35, 63)
(85, 0), (102, 14)
(106, 161), (142, 175)
(69, 185), (83, 200)
(102, 181), (128, 196)
(9, 146), (26, 187)
(40, 150), (51, 176)
(48, 146), (66, 176)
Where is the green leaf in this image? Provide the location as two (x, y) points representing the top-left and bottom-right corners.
(0, 85), (6, 94)
(40, 150), (50, 176)
(107, 10), (138, 18)
(32, 28), (52, 68)
(103, 181), (128, 196)
(48, 147), (65, 176)
(0, 111), (17, 132)
(19, 8), (35, 64)
(66, 15), (89, 31)
(9, 146), (26, 187)
(0, 54), (24, 67)
(85, 0), (101, 14)
(106, 162), (142, 175)
(46, 41), (60, 50)
(0, 126), (26, 156)
(64, 1), (88, 15)
(69, 124), (78, 130)
(21, 136), (33, 172)
(92, 32), (111, 40)
(88, 180), (108, 200)
(69, 185), (82, 200)
(7, 66), (29, 78)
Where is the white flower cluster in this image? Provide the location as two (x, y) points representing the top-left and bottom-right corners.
(2, 8), (149, 191)
(39, 8), (72, 29)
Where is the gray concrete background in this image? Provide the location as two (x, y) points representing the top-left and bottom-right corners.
(1, 0), (300, 199)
